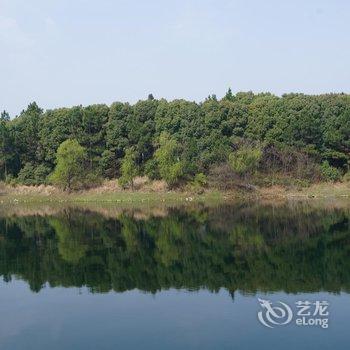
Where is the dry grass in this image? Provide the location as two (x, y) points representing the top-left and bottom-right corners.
(6, 184), (60, 196)
(74, 177), (168, 194)
(0, 180), (349, 207)
(257, 182), (350, 199)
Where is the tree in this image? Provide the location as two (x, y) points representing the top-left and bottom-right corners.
(80, 104), (109, 171)
(50, 139), (87, 191)
(17, 163), (50, 185)
(0, 112), (13, 179)
(224, 87), (234, 101)
(119, 147), (138, 190)
(129, 99), (158, 166)
(11, 102), (43, 166)
(105, 102), (133, 176)
(1, 110), (10, 121)
(155, 132), (184, 187)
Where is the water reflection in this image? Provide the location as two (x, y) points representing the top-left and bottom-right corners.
(0, 203), (349, 295)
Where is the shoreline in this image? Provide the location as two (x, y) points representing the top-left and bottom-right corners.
(1, 182), (349, 205)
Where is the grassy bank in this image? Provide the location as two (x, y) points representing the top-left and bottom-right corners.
(0, 184), (222, 205)
(1, 181), (350, 205)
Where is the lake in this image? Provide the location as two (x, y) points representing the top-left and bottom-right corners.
(0, 201), (349, 349)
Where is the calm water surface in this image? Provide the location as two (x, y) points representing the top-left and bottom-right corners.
(0, 202), (349, 349)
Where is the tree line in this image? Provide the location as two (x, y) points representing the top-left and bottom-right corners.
(0, 90), (349, 190)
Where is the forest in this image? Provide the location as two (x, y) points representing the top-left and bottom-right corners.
(0, 90), (349, 190)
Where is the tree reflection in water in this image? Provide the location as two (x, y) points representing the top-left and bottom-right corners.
(0, 203), (349, 296)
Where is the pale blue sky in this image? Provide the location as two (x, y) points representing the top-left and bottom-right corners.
(1, 0), (349, 116)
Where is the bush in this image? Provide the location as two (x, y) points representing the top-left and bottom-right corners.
(259, 144), (322, 182)
(228, 146), (262, 176)
(343, 171), (350, 183)
(320, 161), (341, 182)
(83, 172), (103, 189)
(4, 174), (16, 186)
(163, 162), (184, 187)
(190, 173), (208, 193)
(192, 173), (207, 187)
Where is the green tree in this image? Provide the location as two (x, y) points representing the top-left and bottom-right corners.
(1, 110), (10, 121)
(11, 102), (43, 166)
(129, 99), (158, 167)
(224, 87), (234, 101)
(50, 139), (87, 191)
(119, 147), (138, 190)
(80, 104), (109, 171)
(17, 163), (51, 185)
(105, 102), (133, 176)
(0, 111), (14, 179)
(155, 132), (184, 186)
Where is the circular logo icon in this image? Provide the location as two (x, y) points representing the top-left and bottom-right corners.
(257, 298), (293, 328)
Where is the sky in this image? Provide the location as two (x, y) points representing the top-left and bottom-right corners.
(0, 0), (349, 116)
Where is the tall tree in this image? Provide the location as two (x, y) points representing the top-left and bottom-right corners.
(155, 132), (184, 187)
(11, 102), (43, 167)
(81, 104), (109, 171)
(119, 147), (138, 190)
(104, 102), (133, 177)
(0, 111), (14, 178)
(50, 139), (87, 191)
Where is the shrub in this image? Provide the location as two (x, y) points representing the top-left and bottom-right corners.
(320, 161), (341, 182)
(259, 144), (322, 182)
(83, 172), (103, 189)
(4, 174), (16, 186)
(189, 173), (208, 193)
(228, 146), (262, 176)
(343, 171), (350, 183)
(192, 173), (207, 188)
